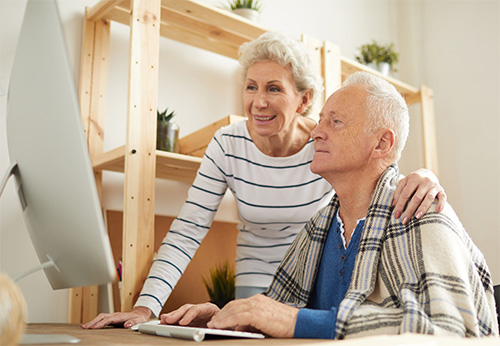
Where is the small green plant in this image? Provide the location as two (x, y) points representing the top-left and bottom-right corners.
(156, 107), (179, 152)
(226, 0), (261, 12)
(157, 107), (176, 123)
(202, 261), (235, 308)
(355, 40), (399, 71)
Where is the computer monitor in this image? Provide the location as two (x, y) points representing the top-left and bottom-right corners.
(3, 0), (115, 309)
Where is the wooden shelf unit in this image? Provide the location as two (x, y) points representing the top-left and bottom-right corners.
(71, 0), (438, 323)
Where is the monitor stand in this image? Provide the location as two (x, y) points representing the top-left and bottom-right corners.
(21, 334), (81, 345)
(1, 164), (81, 345)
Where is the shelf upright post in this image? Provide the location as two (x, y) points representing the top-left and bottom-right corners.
(420, 85), (439, 175)
(321, 41), (342, 102)
(301, 35), (323, 122)
(121, 0), (161, 312)
(69, 7), (110, 324)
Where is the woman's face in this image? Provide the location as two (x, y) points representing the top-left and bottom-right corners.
(243, 60), (308, 138)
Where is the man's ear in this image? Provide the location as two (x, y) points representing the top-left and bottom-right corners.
(373, 129), (395, 159)
(296, 89), (313, 114)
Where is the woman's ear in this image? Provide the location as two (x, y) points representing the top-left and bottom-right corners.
(296, 89), (313, 114)
(373, 129), (395, 159)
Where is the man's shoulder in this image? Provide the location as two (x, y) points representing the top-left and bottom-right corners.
(398, 202), (476, 255)
(417, 202), (462, 231)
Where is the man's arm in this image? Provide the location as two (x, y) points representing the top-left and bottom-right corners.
(294, 308), (337, 339)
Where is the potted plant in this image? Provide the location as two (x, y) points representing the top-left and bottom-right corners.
(226, 0), (262, 22)
(202, 261), (235, 308)
(156, 107), (179, 153)
(355, 40), (399, 76)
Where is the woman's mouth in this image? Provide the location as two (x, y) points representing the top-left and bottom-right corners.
(254, 115), (276, 122)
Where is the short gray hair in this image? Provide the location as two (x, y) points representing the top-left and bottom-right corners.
(343, 71), (409, 163)
(238, 31), (323, 116)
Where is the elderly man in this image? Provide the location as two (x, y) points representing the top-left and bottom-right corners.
(162, 72), (499, 339)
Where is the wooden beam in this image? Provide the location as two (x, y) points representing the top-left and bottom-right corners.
(420, 85), (439, 175)
(86, 19), (110, 166)
(78, 8), (95, 141)
(70, 9), (110, 324)
(87, 0), (125, 22)
(322, 41), (341, 102)
(67, 287), (83, 324)
(81, 286), (99, 324)
(121, 0), (161, 312)
(301, 34), (323, 121)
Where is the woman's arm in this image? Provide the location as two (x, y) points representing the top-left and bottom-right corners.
(82, 132), (230, 329)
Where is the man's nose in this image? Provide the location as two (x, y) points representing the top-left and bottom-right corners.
(311, 124), (321, 139)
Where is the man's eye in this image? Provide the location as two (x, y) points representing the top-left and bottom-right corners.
(332, 119), (344, 127)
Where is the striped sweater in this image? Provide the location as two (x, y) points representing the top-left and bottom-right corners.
(265, 165), (499, 338)
(135, 120), (333, 316)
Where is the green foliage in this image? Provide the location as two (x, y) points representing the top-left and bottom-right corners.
(202, 261), (235, 308)
(355, 40), (400, 70)
(157, 107), (176, 123)
(227, 0), (261, 12)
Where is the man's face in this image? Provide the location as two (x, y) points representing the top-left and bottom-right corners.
(310, 84), (377, 179)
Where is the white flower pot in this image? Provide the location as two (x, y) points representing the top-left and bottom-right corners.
(232, 8), (260, 22)
(367, 61), (390, 76)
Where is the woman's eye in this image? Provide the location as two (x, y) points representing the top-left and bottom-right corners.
(269, 86), (281, 92)
(245, 85), (257, 91)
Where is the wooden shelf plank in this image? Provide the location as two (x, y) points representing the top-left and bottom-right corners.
(86, 0), (267, 59)
(341, 57), (420, 104)
(179, 115), (245, 157)
(162, 0), (268, 41)
(92, 146), (202, 183)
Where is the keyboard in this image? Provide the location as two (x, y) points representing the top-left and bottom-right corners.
(136, 322), (265, 342)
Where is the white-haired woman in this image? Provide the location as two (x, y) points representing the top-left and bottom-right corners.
(82, 32), (445, 330)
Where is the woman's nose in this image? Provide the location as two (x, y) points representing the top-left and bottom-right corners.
(253, 90), (268, 108)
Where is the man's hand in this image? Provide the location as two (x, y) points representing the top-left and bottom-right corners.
(207, 294), (298, 338)
(80, 306), (152, 329)
(393, 168), (446, 224)
(160, 302), (220, 327)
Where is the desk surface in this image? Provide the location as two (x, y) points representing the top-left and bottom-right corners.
(25, 324), (500, 346)
(25, 324), (331, 345)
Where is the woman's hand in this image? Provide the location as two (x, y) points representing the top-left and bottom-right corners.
(80, 306), (152, 329)
(393, 168), (446, 225)
(160, 302), (220, 327)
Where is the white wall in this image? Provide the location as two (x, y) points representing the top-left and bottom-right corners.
(1, 0), (498, 322)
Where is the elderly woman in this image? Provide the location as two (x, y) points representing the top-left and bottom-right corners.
(82, 32), (445, 329)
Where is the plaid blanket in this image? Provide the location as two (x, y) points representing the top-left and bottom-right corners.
(265, 165), (499, 338)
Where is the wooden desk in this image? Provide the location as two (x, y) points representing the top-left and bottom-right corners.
(25, 324), (500, 346)
(24, 324), (332, 345)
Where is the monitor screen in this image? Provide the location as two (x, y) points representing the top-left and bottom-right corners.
(5, 0), (115, 290)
